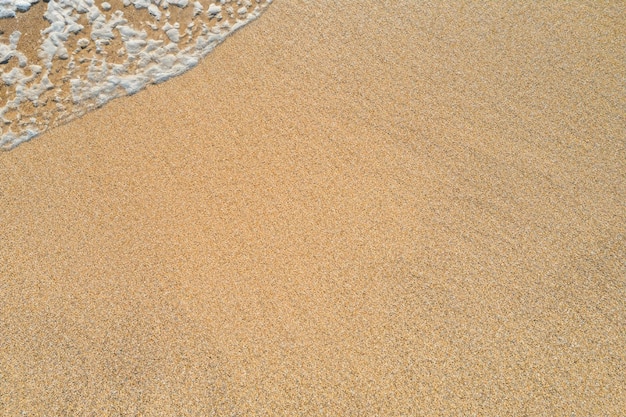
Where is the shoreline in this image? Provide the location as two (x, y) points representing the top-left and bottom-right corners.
(0, 0), (273, 149)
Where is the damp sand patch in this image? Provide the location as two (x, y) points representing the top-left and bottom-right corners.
(0, 0), (272, 150)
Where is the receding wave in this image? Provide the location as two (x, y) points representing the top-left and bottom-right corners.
(0, 0), (272, 150)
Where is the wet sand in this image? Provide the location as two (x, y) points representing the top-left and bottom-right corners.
(1, 1), (625, 415)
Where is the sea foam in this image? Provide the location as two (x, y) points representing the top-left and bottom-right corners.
(0, 0), (272, 150)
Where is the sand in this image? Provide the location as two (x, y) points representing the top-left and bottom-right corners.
(1, 1), (625, 415)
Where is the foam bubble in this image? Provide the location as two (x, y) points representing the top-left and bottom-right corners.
(0, 0), (39, 18)
(0, 0), (273, 150)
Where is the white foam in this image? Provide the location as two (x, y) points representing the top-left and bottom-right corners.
(0, 31), (27, 66)
(207, 3), (220, 17)
(192, 1), (202, 17)
(0, 0), (39, 18)
(166, 0), (188, 8)
(147, 3), (161, 20)
(1, 0), (273, 150)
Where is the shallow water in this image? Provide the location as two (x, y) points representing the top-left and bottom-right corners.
(0, 0), (272, 150)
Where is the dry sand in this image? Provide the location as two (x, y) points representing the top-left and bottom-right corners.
(1, 1), (625, 415)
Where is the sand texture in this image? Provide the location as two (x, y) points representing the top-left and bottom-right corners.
(1, 1), (625, 415)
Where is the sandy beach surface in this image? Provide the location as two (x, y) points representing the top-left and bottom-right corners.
(1, 1), (625, 415)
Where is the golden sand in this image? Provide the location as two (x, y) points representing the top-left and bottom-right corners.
(1, 1), (624, 415)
